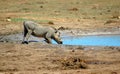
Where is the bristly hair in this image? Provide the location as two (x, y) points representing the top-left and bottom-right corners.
(51, 27), (58, 33)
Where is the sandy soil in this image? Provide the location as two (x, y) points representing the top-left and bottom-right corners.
(0, 42), (120, 74)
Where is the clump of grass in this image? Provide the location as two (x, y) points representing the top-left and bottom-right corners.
(48, 21), (54, 25)
(68, 7), (79, 11)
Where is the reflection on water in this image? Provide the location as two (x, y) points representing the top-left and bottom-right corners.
(53, 35), (120, 46)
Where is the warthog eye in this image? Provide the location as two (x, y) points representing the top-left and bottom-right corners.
(57, 32), (61, 36)
(55, 30), (58, 33)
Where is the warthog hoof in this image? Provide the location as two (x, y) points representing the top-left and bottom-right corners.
(59, 41), (63, 44)
(22, 41), (29, 44)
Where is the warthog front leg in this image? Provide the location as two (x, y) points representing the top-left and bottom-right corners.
(52, 36), (63, 44)
(44, 32), (52, 44)
(45, 38), (52, 44)
(52, 33), (63, 44)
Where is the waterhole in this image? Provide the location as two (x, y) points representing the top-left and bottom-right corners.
(53, 35), (120, 46)
(1, 33), (120, 46)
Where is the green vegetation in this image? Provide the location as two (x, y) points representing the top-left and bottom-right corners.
(11, 17), (52, 24)
(11, 18), (27, 22)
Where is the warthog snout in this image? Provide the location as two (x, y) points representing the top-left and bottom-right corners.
(58, 38), (63, 44)
(53, 37), (63, 44)
(53, 32), (63, 44)
(57, 40), (63, 44)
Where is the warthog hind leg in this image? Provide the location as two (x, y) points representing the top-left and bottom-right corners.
(22, 30), (32, 44)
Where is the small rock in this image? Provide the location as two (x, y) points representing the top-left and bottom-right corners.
(6, 18), (11, 22)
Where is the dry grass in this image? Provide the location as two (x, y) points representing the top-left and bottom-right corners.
(0, 0), (120, 35)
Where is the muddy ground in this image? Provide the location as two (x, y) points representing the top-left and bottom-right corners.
(0, 0), (120, 74)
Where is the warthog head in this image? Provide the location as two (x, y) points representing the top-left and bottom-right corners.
(53, 31), (63, 44)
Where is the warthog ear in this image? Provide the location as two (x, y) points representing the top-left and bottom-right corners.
(55, 30), (57, 33)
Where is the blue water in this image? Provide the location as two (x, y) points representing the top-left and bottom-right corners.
(53, 35), (120, 46)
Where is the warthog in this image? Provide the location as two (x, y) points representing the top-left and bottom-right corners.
(22, 21), (63, 44)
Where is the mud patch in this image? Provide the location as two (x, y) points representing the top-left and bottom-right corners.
(0, 33), (44, 44)
(53, 57), (88, 70)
